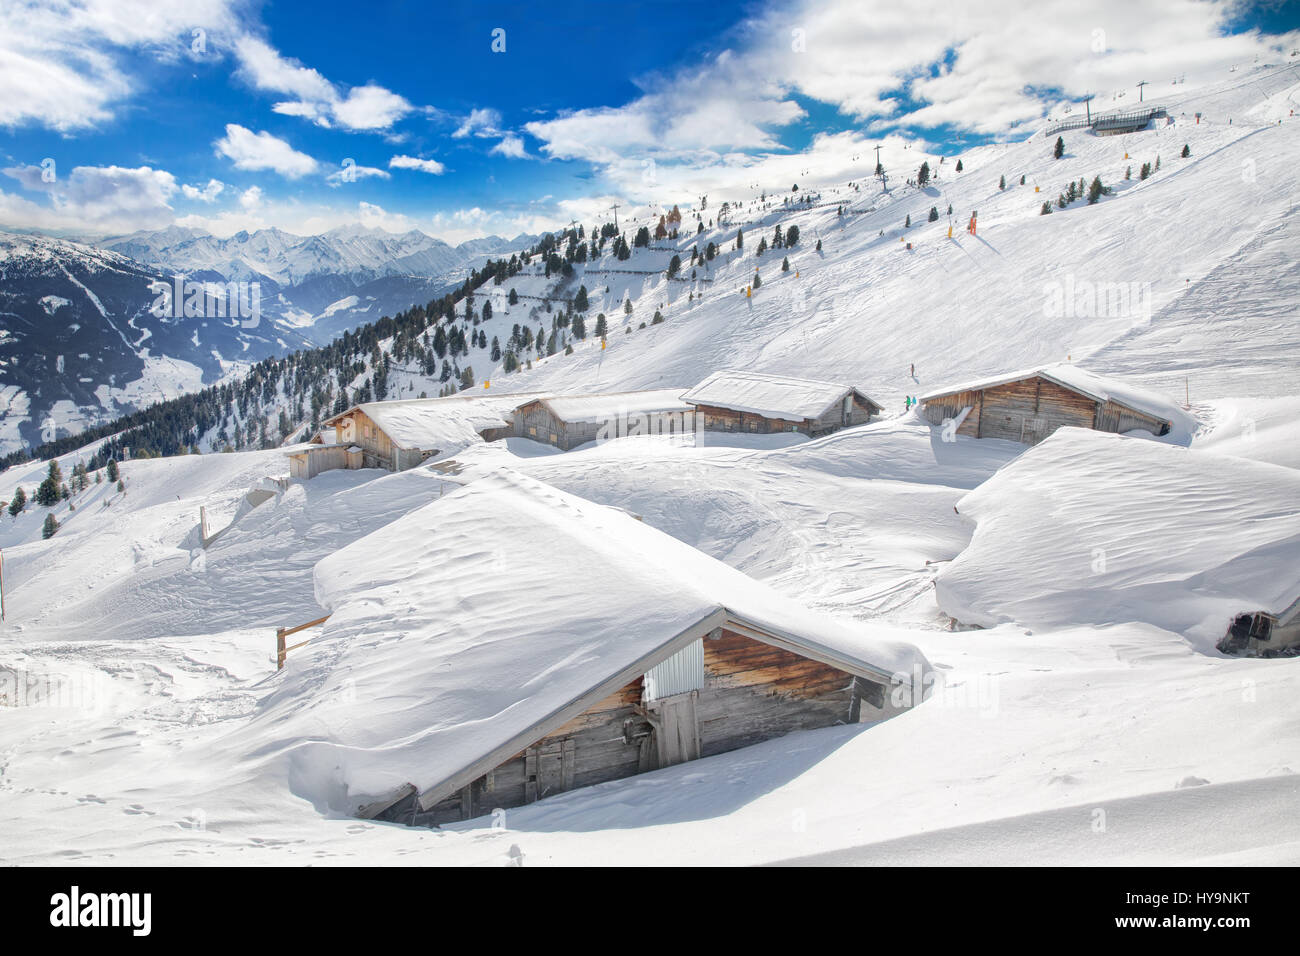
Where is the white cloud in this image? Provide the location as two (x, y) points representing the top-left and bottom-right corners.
(389, 155), (446, 175)
(214, 124), (320, 178)
(0, 1), (242, 131)
(182, 179), (226, 202)
(0, 163), (178, 232)
(453, 108), (504, 139)
(490, 134), (531, 159)
(239, 185), (262, 210)
(326, 162), (392, 186)
(524, 0), (1300, 179)
(234, 35), (414, 131)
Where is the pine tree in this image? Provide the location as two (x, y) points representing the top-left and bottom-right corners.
(781, 256), (790, 272)
(1020, 174), (1026, 185)
(8, 487), (26, 516)
(955, 159), (963, 172)
(116, 479), (125, 493)
(1053, 136), (1065, 159)
(752, 271), (762, 289)
(623, 298), (633, 315)
(573, 285), (589, 311)
(594, 313), (608, 337)
(1140, 162), (1151, 180)
(1087, 176), (1104, 204)
(917, 161), (930, 186)
(667, 255), (681, 278)
(36, 460), (62, 507)
(1040, 201), (1052, 215)
(508, 288), (518, 305)
(1125, 165), (1132, 180)
(815, 239), (822, 251)
(785, 224), (799, 246)
(1181, 144), (1190, 158)
(928, 206), (939, 222)
(42, 513), (59, 539)
(904, 214), (911, 228)
(735, 228), (744, 251)
(999, 175), (1006, 190)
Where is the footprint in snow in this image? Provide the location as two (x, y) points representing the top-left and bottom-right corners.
(122, 804), (155, 816)
(1175, 775), (1211, 789)
(77, 794), (108, 804)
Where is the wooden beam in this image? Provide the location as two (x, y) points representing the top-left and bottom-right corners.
(275, 613), (332, 670)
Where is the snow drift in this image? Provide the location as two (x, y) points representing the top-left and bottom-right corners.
(934, 428), (1300, 648)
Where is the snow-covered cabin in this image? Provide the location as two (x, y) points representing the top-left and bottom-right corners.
(301, 471), (927, 826)
(918, 364), (1188, 445)
(319, 392), (546, 471)
(286, 442), (362, 480)
(934, 429), (1300, 655)
(681, 370), (883, 436)
(512, 389), (694, 450)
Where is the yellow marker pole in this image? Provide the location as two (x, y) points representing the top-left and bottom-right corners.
(483, 380), (490, 389)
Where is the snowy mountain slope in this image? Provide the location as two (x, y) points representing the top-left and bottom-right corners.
(463, 64), (1300, 417)
(101, 225), (537, 344)
(0, 232), (314, 453)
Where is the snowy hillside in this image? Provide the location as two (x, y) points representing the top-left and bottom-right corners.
(0, 231), (314, 454)
(1, 63), (1299, 867)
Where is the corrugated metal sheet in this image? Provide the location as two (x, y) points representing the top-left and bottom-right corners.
(643, 639), (705, 701)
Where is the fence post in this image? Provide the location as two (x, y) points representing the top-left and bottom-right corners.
(276, 628), (287, 670)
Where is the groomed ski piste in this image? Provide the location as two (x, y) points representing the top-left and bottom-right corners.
(1, 64), (1299, 866)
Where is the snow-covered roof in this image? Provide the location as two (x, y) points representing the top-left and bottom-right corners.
(521, 389), (693, 424)
(935, 428), (1300, 646)
(324, 392), (547, 452)
(681, 370), (881, 421)
(918, 363), (1190, 430)
(297, 470), (927, 815)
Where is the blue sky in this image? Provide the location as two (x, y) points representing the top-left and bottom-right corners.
(1, 0), (1296, 242)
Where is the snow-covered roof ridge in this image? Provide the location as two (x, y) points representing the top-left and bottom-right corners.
(323, 391), (549, 452)
(682, 369), (881, 421)
(935, 428), (1300, 646)
(918, 363), (1188, 428)
(525, 388), (693, 423)
(300, 469), (927, 814)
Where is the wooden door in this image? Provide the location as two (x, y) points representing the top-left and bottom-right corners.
(1020, 416), (1049, 445)
(524, 738), (575, 803)
(651, 690), (701, 767)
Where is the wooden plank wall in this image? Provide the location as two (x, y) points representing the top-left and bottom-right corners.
(389, 630), (885, 827)
(924, 377), (1099, 443)
(1095, 400), (1170, 436)
(339, 409), (396, 469)
(515, 402), (565, 448)
(692, 403), (807, 435)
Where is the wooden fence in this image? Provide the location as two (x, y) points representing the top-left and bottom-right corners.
(276, 614), (332, 669)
